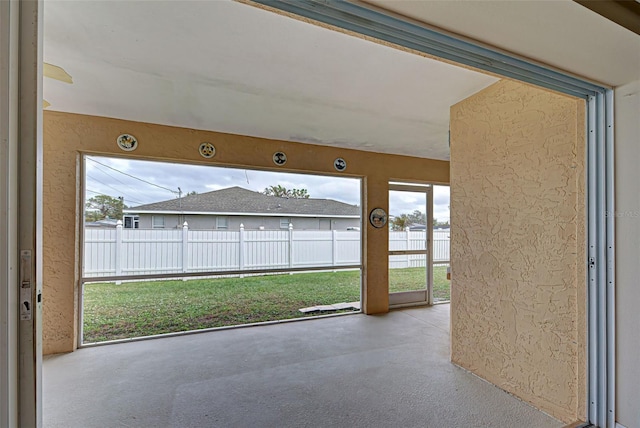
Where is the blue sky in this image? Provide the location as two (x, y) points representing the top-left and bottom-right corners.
(85, 156), (450, 223)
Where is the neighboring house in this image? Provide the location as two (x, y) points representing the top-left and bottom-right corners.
(123, 186), (361, 230)
(85, 218), (118, 228)
(407, 223), (425, 231)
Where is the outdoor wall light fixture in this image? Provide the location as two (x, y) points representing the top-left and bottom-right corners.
(273, 151), (287, 166)
(198, 142), (216, 159)
(116, 134), (138, 152)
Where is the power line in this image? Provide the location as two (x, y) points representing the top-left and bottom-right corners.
(89, 162), (150, 198)
(84, 189), (144, 205)
(86, 189), (104, 195)
(85, 189), (145, 206)
(85, 178), (146, 205)
(87, 157), (178, 195)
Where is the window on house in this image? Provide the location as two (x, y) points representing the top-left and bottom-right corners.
(152, 215), (165, 229)
(280, 218), (291, 229)
(216, 216), (228, 229)
(123, 215), (139, 229)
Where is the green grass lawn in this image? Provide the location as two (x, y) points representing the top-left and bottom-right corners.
(389, 265), (450, 299)
(83, 266), (450, 343)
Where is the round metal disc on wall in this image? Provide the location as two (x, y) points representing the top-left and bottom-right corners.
(334, 158), (347, 172)
(369, 208), (388, 228)
(198, 142), (216, 159)
(273, 151), (287, 166)
(116, 134), (138, 152)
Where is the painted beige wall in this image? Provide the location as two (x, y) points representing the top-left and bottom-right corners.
(42, 111), (449, 354)
(449, 80), (586, 423)
(614, 78), (640, 428)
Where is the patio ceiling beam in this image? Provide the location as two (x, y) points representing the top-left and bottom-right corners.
(574, 0), (640, 36)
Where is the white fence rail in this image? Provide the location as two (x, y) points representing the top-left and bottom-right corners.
(83, 223), (450, 279)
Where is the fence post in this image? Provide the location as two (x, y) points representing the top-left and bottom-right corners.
(405, 227), (411, 268)
(239, 224), (245, 278)
(182, 222), (189, 279)
(115, 220), (123, 284)
(288, 223), (294, 270)
(332, 229), (338, 269)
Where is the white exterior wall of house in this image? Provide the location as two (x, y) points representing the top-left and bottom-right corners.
(134, 214), (360, 230)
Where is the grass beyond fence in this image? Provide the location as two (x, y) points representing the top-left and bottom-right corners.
(83, 266), (450, 343)
(389, 265), (449, 297)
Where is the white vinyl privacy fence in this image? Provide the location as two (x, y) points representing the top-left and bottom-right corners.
(83, 223), (450, 279)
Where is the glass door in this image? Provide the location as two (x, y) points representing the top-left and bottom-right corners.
(388, 183), (433, 307)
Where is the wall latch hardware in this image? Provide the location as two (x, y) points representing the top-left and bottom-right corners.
(20, 250), (32, 321)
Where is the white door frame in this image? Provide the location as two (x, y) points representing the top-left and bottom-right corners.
(0, 0), (43, 426)
(388, 182), (434, 308)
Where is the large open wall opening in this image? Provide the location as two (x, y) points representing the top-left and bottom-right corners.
(81, 156), (362, 343)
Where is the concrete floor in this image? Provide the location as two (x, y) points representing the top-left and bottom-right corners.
(44, 305), (563, 428)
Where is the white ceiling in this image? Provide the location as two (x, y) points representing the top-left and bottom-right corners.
(43, 0), (498, 160)
(363, 0), (640, 87)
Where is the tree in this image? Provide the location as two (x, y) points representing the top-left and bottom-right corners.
(391, 209), (450, 230)
(390, 210), (426, 231)
(390, 214), (411, 231)
(85, 195), (126, 221)
(263, 185), (310, 199)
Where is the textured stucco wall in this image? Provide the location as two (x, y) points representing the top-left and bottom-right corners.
(43, 111), (448, 354)
(450, 80), (586, 423)
(614, 78), (640, 428)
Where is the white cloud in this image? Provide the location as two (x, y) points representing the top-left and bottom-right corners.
(84, 155), (449, 222)
(85, 156), (361, 206)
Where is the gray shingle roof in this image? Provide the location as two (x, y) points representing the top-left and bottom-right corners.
(125, 186), (360, 217)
